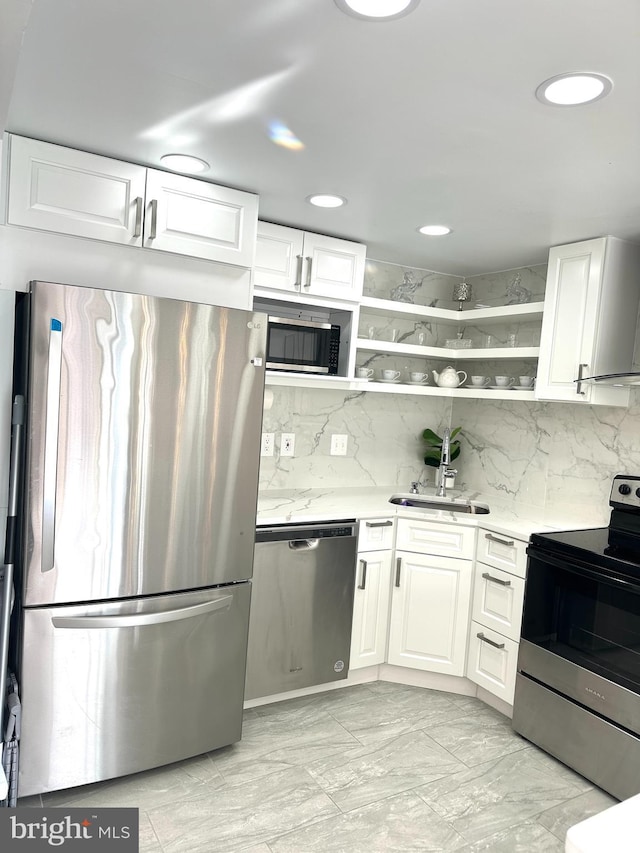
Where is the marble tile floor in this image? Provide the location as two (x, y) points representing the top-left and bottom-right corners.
(19, 682), (617, 852)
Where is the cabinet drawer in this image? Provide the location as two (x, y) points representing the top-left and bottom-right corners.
(358, 518), (394, 551)
(467, 620), (519, 706)
(396, 518), (475, 560)
(472, 565), (525, 643)
(476, 529), (527, 578)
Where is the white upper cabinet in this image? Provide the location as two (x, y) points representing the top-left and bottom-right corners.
(253, 221), (366, 301)
(7, 136), (146, 245)
(536, 237), (640, 406)
(5, 135), (258, 268)
(143, 169), (257, 266)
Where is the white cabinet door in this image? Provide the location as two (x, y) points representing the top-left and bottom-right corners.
(471, 564), (525, 643)
(467, 620), (519, 705)
(396, 518), (475, 560)
(387, 551), (472, 676)
(7, 135), (146, 245)
(144, 169), (258, 267)
(536, 237), (640, 406)
(253, 222), (365, 301)
(302, 232), (365, 301)
(349, 550), (392, 670)
(252, 222), (304, 293)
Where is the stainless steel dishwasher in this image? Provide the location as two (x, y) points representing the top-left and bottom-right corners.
(245, 520), (358, 700)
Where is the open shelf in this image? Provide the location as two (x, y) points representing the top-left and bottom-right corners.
(359, 297), (545, 325)
(356, 339), (540, 360)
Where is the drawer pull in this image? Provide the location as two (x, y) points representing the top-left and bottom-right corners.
(485, 532), (514, 547)
(481, 571), (512, 587)
(477, 632), (505, 650)
(395, 557), (402, 587)
(358, 559), (367, 590)
(365, 520), (393, 528)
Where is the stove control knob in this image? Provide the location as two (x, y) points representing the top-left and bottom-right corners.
(618, 484), (632, 496)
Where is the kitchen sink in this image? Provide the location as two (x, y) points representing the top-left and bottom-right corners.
(389, 494), (490, 514)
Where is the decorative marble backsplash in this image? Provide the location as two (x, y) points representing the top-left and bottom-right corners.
(259, 386), (450, 491)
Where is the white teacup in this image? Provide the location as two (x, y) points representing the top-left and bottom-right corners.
(518, 375), (534, 387)
(409, 371), (427, 383)
(495, 375), (516, 387)
(356, 367), (374, 379)
(471, 375), (490, 387)
(380, 369), (400, 381)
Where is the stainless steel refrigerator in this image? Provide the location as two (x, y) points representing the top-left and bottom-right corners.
(11, 281), (266, 796)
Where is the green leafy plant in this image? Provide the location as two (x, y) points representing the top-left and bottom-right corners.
(422, 426), (461, 469)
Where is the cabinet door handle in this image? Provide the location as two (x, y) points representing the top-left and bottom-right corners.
(149, 198), (158, 239)
(477, 632), (505, 650)
(295, 254), (303, 290)
(133, 196), (143, 238)
(365, 520), (393, 528)
(304, 255), (312, 288)
(358, 559), (367, 590)
(485, 532), (514, 547)
(395, 557), (402, 587)
(481, 571), (512, 587)
(576, 362), (588, 396)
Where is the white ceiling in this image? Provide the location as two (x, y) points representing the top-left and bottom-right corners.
(2, 0), (640, 275)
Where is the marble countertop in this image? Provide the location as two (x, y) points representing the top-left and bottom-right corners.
(256, 486), (592, 539)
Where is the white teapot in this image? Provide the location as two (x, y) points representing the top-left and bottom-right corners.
(432, 366), (467, 388)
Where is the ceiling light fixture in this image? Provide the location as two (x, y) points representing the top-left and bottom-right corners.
(535, 72), (613, 106)
(160, 154), (210, 174)
(334, 0), (420, 22)
(418, 225), (452, 236)
(307, 194), (347, 208)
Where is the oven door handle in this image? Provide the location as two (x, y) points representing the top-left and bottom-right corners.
(528, 547), (640, 594)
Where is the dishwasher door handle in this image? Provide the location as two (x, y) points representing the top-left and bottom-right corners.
(288, 538), (320, 551)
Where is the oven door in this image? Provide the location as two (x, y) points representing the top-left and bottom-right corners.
(519, 545), (640, 733)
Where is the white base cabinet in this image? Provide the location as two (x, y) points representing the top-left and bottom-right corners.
(253, 221), (365, 301)
(349, 550), (392, 670)
(466, 528), (527, 705)
(387, 518), (474, 677)
(536, 236), (640, 406)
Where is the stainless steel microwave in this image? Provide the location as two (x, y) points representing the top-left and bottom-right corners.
(266, 316), (340, 374)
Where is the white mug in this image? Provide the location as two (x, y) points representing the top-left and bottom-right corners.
(409, 371), (427, 383)
(356, 367), (374, 378)
(495, 375), (516, 387)
(519, 375), (534, 387)
(471, 375), (490, 387)
(380, 369), (400, 381)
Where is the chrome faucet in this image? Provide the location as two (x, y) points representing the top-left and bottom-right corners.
(436, 427), (457, 498)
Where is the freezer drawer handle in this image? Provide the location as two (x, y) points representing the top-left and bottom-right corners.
(481, 571), (512, 587)
(288, 539), (319, 551)
(476, 632), (505, 650)
(51, 595), (233, 629)
(42, 319), (63, 574)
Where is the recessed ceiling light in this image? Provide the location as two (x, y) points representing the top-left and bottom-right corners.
(160, 154), (210, 174)
(307, 194), (347, 208)
(334, 0), (420, 22)
(418, 225), (452, 236)
(535, 72), (613, 106)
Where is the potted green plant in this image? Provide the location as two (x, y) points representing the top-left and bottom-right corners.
(421, 426), (461, 470)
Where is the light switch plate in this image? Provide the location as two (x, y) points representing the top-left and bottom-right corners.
(330, 434), (348, 455)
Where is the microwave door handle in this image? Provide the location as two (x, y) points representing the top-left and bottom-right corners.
(295, 254), (303, 290)
(42, 319), (63, 574)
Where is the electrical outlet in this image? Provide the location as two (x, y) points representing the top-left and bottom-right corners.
(261, 432), (274, 456)
(330, 434), (348, 456)
(281, 433), (295, 457)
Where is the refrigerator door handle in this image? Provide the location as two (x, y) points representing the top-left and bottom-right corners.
(51, 594), (233, 629)
(42, 319), (63, 574)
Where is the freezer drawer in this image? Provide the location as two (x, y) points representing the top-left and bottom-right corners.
(18, 584), (250, 796)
